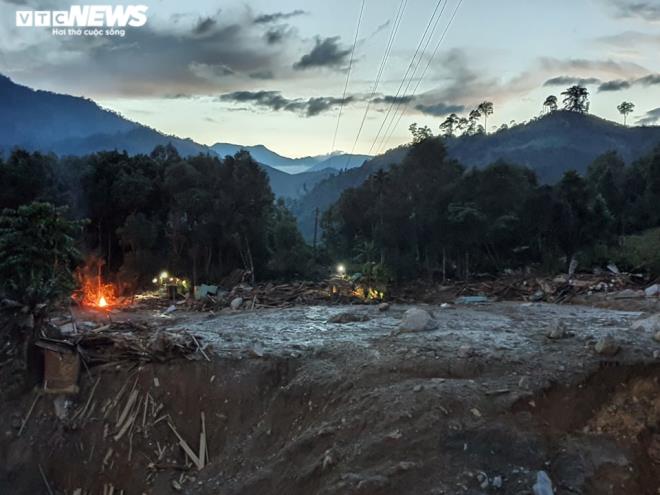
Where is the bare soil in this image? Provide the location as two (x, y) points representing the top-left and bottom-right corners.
(1, 302), (659, 494)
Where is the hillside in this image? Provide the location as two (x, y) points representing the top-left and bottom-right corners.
(0, 75), (333, 199)
(211, 143), (371, 174)
(292, 111), (660, 239)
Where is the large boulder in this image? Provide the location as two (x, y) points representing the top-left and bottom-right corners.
(398, 308), (437, 333)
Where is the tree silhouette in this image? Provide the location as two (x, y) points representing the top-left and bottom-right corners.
(477, 101), (494, 132)
(543, 95), (558, 113)
(617, 101), (635, 126)
(439, 113), (460, 137)
(561, 85), (589, 113)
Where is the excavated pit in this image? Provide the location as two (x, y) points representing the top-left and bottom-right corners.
(1, 302), (659, 494)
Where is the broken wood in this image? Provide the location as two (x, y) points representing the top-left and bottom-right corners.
(18, 393), (41, 437)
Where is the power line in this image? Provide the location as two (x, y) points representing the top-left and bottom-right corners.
(330, 0), (366, 153)
(375, 0), (449, 153)
(365, 0), (446, 156)
(343, 0), (408, 168)
(377, 0), (465, 154)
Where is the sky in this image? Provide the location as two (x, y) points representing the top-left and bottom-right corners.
(1, 0), (660, 158)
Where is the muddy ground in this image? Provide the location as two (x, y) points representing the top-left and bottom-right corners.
(1, 301), (660, 494)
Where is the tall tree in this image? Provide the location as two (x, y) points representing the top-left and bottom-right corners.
(561, 85), (589, 113)
(477, 101), (494, 132)
(439, 113), (460, 137)
(543, 95), (558, 113)
(617, 101), (635, 126)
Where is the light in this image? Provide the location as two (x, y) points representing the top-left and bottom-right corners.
(152, 278), (158, 284)
(337, 264), (346, 275)
(98, 296), (108, 308)
(159, 271), (169, 280)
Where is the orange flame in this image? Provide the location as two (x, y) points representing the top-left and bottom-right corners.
(73, 257), (127, 309)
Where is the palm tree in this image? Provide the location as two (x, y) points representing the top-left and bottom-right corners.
(617, 101), (635, 126)
(477, 101), (494, 132)
(561, 85), (589, 113)
(543, 95), (558, 113)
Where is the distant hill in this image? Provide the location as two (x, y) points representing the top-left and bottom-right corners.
(307, 153), (372, 172)
(0, 74), (332, 199)
(211, 142), (371, 174)
(292, 111), (660, 239)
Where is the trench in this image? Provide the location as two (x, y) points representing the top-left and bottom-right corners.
(512, 363), (660, 494)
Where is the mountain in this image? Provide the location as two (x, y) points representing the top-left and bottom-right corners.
(292, 111), (660, 239)
(0, 74), (332, 199)
(306, 153), (372, 172)
(211, 142), (371, 174)
(0, 74), (209, 157)
(211, 142), (322, 173)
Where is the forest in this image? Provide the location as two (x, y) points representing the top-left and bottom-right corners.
(0, 144), (312, 306)
(1, 122), (660, 308)
(322, 126), (660, 282)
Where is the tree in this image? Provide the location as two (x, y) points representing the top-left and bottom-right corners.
(0, 203), (83, 309)
(617, 101), (635, 126)
(561, 85), (589, 113)
(408, 123), (433, 143)
(477, 101), (494, 132)
(543, 95), (558, 113)
(439, 113), (460, 137)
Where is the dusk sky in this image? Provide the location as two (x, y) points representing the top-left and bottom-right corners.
(1, 0), (660, 157)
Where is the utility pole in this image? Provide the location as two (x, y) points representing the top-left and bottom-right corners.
(312, 208), (319, 252)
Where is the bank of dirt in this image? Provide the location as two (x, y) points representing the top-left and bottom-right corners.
(1, 302), (659, 494)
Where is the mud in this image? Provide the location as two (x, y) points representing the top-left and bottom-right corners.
(1, 302), (659, 494)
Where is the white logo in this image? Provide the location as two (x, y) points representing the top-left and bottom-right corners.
(16, 5), (148, 28)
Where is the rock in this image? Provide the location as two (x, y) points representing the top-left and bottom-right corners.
(594, 336), (620, 356)
(455, 295), (489, 304)
(194, 284), (218, 300)
(645, 284), (660, 297)
(654, 331), (660, 343)
(163, 304), (177, 314)
(546, 321), (570, 339)
(533, 470), (554, 495)
(378, 302), (391, 312)
(230, 297), (243, 310)
(491, 475), (503, 489)
(530, 290), (545, 302)
(413, 384), (423, 392)
(398, 308), (437, 332)
(631, 314), (660, 333)
(607, 263), (620, 274)
(328, 312), (370, 324)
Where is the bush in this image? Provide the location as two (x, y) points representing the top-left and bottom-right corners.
(0, 202), (83, 309)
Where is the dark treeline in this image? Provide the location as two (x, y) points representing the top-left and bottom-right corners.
(0, 144), (313, 289)
(322, 128), (660, 282)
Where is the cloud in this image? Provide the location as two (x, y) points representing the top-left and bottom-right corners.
(192, 17), (217, 36)
(604, 0), (660, 20)
(543, 76), (601, 86)
(264, 26), (291, 45)
(371, 95), (415, 105)
(598, 79), (631, 91)
(0, 10), (300, 97)
(219, 90), (353, 117)
(637, 107), (660, 125)
(293, 36), (351, 70)
(414, 102), (466, 116)
(253, 10), (306, 24)
(598, 73), (660, 91)
(249, 70), (274, 80)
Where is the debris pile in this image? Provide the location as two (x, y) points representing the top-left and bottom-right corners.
(393, 272), (655, 305)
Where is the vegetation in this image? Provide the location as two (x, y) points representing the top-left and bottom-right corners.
(322, 127), (660, 282)
(0, 203), (83, 309)
(617, 101), (635, 126)
(562, 85), (590, 113)
(0, 145), (314, 297)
